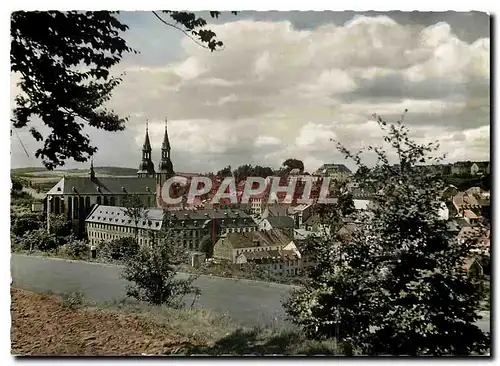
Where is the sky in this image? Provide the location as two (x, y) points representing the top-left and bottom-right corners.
(10, 11), (491, 174)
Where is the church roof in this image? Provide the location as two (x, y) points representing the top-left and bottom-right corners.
(143, 123), (152, 151)
(46, 177), (156, 196)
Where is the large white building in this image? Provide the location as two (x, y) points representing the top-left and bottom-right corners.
(85, 206), (257, 251)
(45, 119), (175, 237)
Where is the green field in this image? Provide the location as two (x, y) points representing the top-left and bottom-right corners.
(11, 166), (138, 193)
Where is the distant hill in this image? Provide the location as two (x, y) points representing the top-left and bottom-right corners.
(12, 166), (138, 177)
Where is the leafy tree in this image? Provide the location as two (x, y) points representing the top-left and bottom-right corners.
(19, 228), (56, 251)
(233, 164), (254, 183)
(282, 158), (304, 173)
(216, 165), (233, 178)
(11, 176), (24, 192)
(337, 192), (355, 217)
(11, 10), (235, 170)
(122, 228), (199, 306)
(121, 194), (147, 241)
(253, 165), (274, 178)
(98, 236), (139, 261)
(200, 233), (214, 257)
(11, 211), (43, 236)
(49, 213), (72, 245)
(60, 238), (89, 259)
(284, 112), (490, 355)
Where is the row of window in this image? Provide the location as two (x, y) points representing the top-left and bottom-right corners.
(221, 227), (256, 234)
(88, 230), (201, 251)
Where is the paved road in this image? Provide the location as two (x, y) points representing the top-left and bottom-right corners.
(11, 254), (293, 328)
(11, 254), (490, 333)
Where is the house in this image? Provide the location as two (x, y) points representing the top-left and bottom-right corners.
(313, 164), (353, 182)
(452, 192), (481, 219)
(464, 257), (484, 279)
(258, 216), (295, 237)
(335, 223), (357, 243)
(212, 229), (297, 263)
(471, 162), (490, 175)
(450, 161), (490, 176)
(235, 249), (301, 276)
(451, 161), (472, 175)
(303, 214), (331, 235)
(287, 203), (313, 227)
(293, 228), (318, 240)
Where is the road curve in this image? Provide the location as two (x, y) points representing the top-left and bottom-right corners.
(10, 254), (490, 333)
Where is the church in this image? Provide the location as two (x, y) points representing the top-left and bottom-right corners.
(45, 119), (175, 237)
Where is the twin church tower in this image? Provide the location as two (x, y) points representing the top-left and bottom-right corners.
(137, 118), (175, 185)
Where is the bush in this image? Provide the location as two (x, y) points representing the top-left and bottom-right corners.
(98, 237), (139, 262)
(60, 291), (84, 310)
(59, 239), (89, 259)
(11, 212), (43, 236)
(122, 230), (199, 306)
(18, 228), (56, 251)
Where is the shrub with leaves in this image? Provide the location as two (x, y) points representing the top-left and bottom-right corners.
(18, 228), (56, 251)
(98, 236), (139, 262)
(60, 291), (84, 310)
(60, 238), (89, 259)
(284, 111), (490, 355)
(122, 229), (199, 307)
(11, 211), (43, 236)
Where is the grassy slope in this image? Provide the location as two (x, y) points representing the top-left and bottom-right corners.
(10, 288), (344, 356)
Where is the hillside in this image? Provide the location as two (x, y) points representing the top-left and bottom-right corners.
(12, 166), (138, 177)
(10, 288), (343, 356)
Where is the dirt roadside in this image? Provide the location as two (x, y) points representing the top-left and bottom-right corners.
(10, 288), (206, 356)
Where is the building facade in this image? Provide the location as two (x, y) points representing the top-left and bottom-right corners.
(46, 118), (175, 237)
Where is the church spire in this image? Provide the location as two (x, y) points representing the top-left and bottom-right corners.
(157, 116), (174, 184)
(162, 117), (171, 151)
(137, 119), (155, 178)
(143, 119), (152, 151)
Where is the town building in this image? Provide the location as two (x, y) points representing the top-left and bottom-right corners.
(85, 206), (257, 252)
(450, 161), (490, 176)
(258, 216), (295, 237)
(212, 229), (302, 276)
(85, 205), (163, 247)
(45, 118), (175, 237)
(313, 164), (352, 182)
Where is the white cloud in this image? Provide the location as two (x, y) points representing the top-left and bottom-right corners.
(254, 135), (282, 147)
(10, 14), (490, 173)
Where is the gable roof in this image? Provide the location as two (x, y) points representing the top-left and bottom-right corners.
(223, 229), (292, 249)
(264, 216), (295, 228)
(47, 177), (157, 195)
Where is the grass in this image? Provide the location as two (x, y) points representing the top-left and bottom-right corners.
(84, 296), (347, 355)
